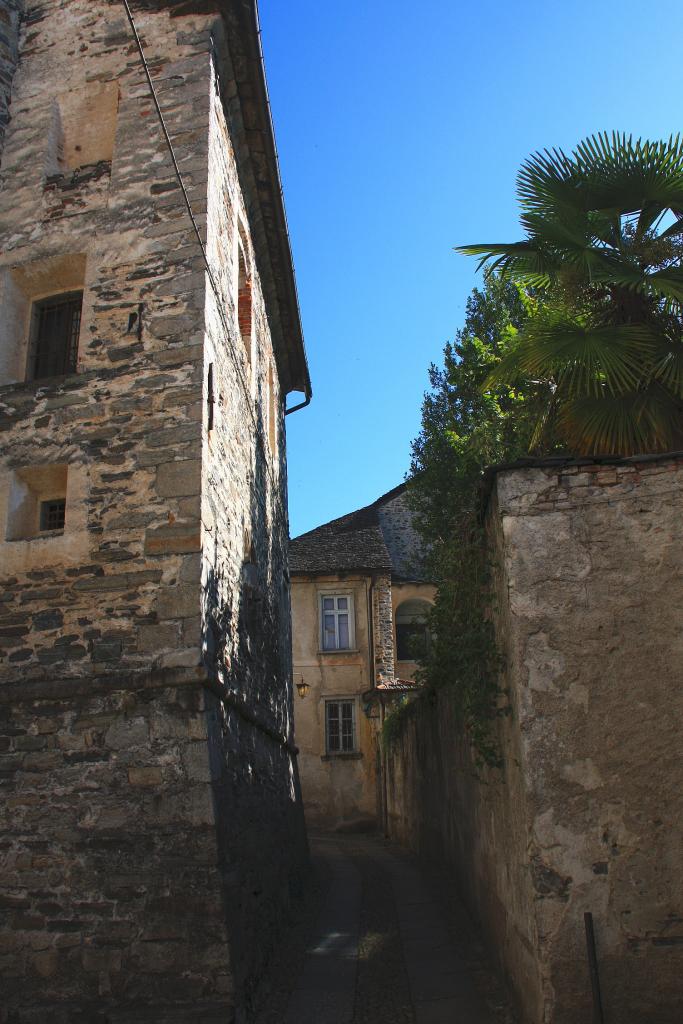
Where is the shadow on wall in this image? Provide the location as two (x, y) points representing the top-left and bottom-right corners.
(199, 402), (310, 1018)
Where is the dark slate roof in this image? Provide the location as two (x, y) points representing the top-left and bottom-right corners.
(289, 483), (408, 576)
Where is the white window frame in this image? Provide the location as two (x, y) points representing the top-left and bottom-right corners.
(324, 698), (357, 755)
(319, 592), (355, 651)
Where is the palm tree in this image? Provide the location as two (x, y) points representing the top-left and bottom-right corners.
(456, 133), (683, 454)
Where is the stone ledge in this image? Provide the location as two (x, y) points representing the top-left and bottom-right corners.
(0, 664), (206, 705)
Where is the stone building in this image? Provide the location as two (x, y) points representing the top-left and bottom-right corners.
(385, 453), (683, 1024)
(0, 1), (310, 1020)
(289, 483), (434, 831)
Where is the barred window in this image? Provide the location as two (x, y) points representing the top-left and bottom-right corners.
(40, 499), (66, 532)
(325, 700), (356, 754)
(31, 291), (82, 380)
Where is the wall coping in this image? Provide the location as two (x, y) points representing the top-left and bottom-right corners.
(479, 450), (683, 516)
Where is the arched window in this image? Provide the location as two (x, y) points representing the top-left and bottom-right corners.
(395, 599), (431, 662)
(237, 244), (252, 366)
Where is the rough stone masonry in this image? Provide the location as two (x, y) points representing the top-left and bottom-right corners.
(0, 1), (309, 1020)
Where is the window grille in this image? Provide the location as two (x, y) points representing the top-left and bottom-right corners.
(325, 700), (356, 754)
(32, 291), (83, 380)
(40, 499), (66, 532)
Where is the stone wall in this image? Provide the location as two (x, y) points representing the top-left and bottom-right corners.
(0, 0), (210, 680)
(385, 454), (683, 1024)
(0, 2), (307, 1019)
(371, 572), (394, 683)
(200, 39), (307, 1014)
(376, 487), (428, 580)
(0, 0), (21, 162)
(1, 670), (236, 1023)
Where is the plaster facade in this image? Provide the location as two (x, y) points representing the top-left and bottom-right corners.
(0, 1), (309, 1020)
(290, 485), (434, 830)
(385, 454), (683, 1024)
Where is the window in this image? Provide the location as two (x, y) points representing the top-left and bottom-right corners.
(0, 255), (86, 386)
(325, 700), (356, 754)
(30, 291), (82, 380)
(237, 244), (252, 365)
(48, 82), (119, 174)
(320, 593), (354, 651)
(395, 599), (431, 662)
(40, 499), (66, 532)
(5, 465), (68, 541)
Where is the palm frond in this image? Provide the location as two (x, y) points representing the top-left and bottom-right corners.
(484, 318), (658, 397)
(651, 342), (683, 397)
(557, 386), (681, 455)
(517, 132), (683, 222)
(453, 242), (555, 285)
(646, 267), (683, 303)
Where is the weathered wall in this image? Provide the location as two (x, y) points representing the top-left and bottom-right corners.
(0, 1), (307, 1019)
(385, 454), (683, 1024)
(0, 0), (209, 679)
(0, 671), (237, 1023)
(0, 0), (22, 162)
(291, 574), (378, 830)
(200, 39), (307, 1013)
(376, 488), (428, 581)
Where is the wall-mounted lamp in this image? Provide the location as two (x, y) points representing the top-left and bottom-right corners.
(296, 676), (310, 700)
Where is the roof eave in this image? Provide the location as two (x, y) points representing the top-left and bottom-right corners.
(143, 0), (311, 397)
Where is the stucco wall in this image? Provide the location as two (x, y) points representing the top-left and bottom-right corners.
(392, 580), (435, 681)
(291, 574), (378, 830)
(385, 454), (683, 1024)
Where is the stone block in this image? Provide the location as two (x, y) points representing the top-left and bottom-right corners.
(180, 553), (202, 583)
(155, 459), (202, 498)
(105, 718), (149, 751)
(157, 646), (202, 669)
(82, 947), (122, 973)
(144, 522), (201, 556)
(137, 623), (180, 653)
(128, 766), (163, 787)
(154, 585), (199, 620)
(182, 742), (212, 782)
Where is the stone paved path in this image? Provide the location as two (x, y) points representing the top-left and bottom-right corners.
(258, 833), (515, 1024)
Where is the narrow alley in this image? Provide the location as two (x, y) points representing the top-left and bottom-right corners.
(256, 834), (516, 1024)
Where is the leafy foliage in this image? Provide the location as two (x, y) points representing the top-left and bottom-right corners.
(386, 276), (555, 766)
(457, 133), (683, 454)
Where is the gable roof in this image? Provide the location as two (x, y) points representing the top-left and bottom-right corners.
(289, 483), (422, 577)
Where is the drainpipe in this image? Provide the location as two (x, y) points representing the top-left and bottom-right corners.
(284, 389), (311, 416)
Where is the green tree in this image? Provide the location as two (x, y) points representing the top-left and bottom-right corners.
(404, 275), (552, 765)
(457, 133), (683, 454)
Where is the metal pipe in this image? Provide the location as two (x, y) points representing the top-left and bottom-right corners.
(584, 911), (605, 1024)
(284, 391), (312, 416)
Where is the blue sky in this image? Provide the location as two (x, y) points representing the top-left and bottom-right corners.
(259, 0), (683, 537)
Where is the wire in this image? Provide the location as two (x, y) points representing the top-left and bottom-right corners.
(120, 0), (281, 493)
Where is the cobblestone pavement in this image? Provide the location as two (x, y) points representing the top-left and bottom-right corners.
(254, 833), (516, 1024)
